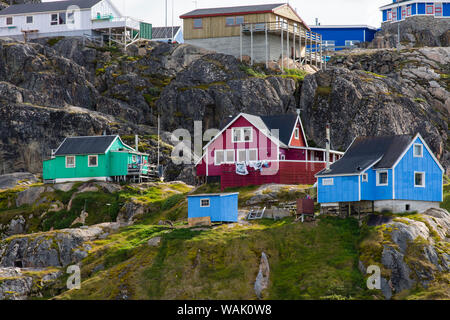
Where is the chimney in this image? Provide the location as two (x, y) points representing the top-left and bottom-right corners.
(315, 18), (319, 26)
(135, 135), (139, 152)
(325, 123), (330, 170)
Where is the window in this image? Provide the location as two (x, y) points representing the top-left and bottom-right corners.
(235, 16), (244, 25)
(387, 10), (392, 21)
(345, 40), (360, 46)
(294, 128), (300, 139)
(132, 155), (137, 162)
(193, 18), (202, 28)
(65, 156), (76, 168)
(405, 204), (410, 211)
(435, 3), (443, 16)
(237, 149), (258, 162)
(6, 17), (12, 25)
(26, 16), (33, 24)
(232, 127), (253, 143)
(280, 154), (286, 160)
(214, 150), (235, 165)
(413, 144), (423, 157)
(426, 4), (434, 14)
(406, 6), (411, 16)
(51, 14), (58, 25)
(88, 155), (98, 167)
(68, 11), (75, 24)
(200, 199), (210, 207)
(414, 172), (425, 187)
(226, 17), (235, 26)
(59, 12), (66, 25)
(376, 170), (388, 186)
(322, 178), (334, 186)
(362, 173), (368, 182)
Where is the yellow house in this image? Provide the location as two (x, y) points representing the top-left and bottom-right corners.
(180, 3), (324, 68)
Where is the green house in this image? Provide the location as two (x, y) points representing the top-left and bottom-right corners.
(43, 135), (150, 183)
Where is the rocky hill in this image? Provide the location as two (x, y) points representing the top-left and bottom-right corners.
(0, 37), (448, 179)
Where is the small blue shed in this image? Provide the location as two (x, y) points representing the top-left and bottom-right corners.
(187, 193), (239, 222)
(316, 133), (444, 214)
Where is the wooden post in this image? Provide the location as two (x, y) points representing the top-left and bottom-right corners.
(281, 23), (284, 70)
(293, 24), (296, 66)
(240, 24), (243, 62)
(250, 24), (254, 66)
(309, 31), (312, 65)
(286, 23), (289, 69)
(320, 35), (323, 70)
(348, 203), (351, 218)
(299, 26), (302, 65)
(265, 23), (268, 69)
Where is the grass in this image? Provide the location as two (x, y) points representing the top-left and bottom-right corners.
(55, 216), (377, 300)
(440, 184), (450, 212)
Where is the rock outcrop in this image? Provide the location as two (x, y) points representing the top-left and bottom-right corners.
(359, 208), (450, 299)
(301, 47), (449, 170)
(370, 16), (450, 48)
(254, 252), (270, 299)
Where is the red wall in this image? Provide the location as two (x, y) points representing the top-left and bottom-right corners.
(289, 120), (306, 147)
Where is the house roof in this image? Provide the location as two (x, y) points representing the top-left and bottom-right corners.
(310, 25), (378, 31)
(316, 134), (414, 176)
(152, 26), (181, 39)
(187, 192), (239, 197)
(54, 135), (120, 156)
(380, 0), (415, 9)
(0, 0), (102, 16)
(180, 3), (285, 19)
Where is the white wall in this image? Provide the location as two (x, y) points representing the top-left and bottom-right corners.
(91, 0), (121, 20)
(0, 9), (92, 38)
(374, 199), (440, 213)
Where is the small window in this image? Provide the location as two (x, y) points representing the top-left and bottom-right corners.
(51, 14), (58, 25)
(59, 12), (66, 25)
(193, 18), (202, 28)
(413, 144), (423, 157)
(200, 198), (210, 207)
(65, 156), (76, 168)
(405, 204), (410, 211)
(377, 171), (388, 186)
(6, 17), (13, 25)
(237, 149), (247, 163)
(322, 178), (334, 186)
(435, 3), (443, 16)
(414, 172), (425, 187)
(225, 150), (235, 163)
(26, 16), (33, 24)
(88, 155), (98, 167)
(406, 6), (411, 16)
(132, 155), (137, 162)
(294, 128), (300, 139)
(248, 149), (258, 162)
(232, 127), (253, 143)
(235, 16), (244, 25)
(280, 154), (286, 160)
(362, 173), (368, 182)
(215, 150), (224, 165)
(226, 17), (235, 26)
(426, 5), (434, 14)
(68, 11), (75, 24)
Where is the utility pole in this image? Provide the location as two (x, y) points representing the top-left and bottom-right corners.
(171, 0), (174, 39)
(165, 0), (168, 27)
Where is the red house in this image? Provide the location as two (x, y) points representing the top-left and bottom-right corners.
(195, 113), (344, 190)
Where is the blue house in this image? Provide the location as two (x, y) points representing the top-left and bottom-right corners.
(187, 193), (239, 223)
(380, 0), (450, 23)
(310, 25), (378, 51)
(316, 133), (444, 214)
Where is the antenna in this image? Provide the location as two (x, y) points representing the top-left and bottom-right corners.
(171, 0), (174, 39)
(193, 0), (198, 9)
(165, 0), (168, 27)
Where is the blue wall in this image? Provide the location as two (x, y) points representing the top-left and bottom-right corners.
(382, 2), (450, 21)
(361, 168), (394, 200)
(310, 27), (378, 49)
(188, 194), (238, 222)
(318, 176), (359, 203)
(394, 137), (443, 202)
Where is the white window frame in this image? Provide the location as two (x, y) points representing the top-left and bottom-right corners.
(6, 17), (13, 25)
(237, 148), (258, 163)
(414, 171), (425, 188)
(214, 149), (235, 165)
(294, 128), (300, 139)
(88, 155), (98, 168)
(376, 170), (388, 186)
(362, 173), (368, 182)
(413, 143), (423, 158)
(26, 16), (33, 24)
(51, 13), (58, 25)
(322, 178), (334, 186)
(65, 156), (76, 168)
(67, 11), (75, 24)
(232, 127), (253, 143)
(200, 198), (210, 207)
(345, 40), (360, 46)
(426, 4), (434, 15)
(132, 155), (137, 162)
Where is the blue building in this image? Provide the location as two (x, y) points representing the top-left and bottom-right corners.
(310, 25), (378, 51)
(187, 193), (239, 223)
(380, 1), (450, 23)
(151, 26), (184, 43)
(316, 134), (444, 214)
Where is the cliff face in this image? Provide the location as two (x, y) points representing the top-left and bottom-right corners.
(301, 47), (449, 170)
(0, 37), (448, 178)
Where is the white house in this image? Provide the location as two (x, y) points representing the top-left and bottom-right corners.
(0, 0), (152, 44)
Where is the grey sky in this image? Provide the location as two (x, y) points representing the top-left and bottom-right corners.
(45, 0), (390, 28)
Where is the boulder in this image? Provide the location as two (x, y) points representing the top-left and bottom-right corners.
(147, 237), (161, 247)
(15, 186), (46, 207)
